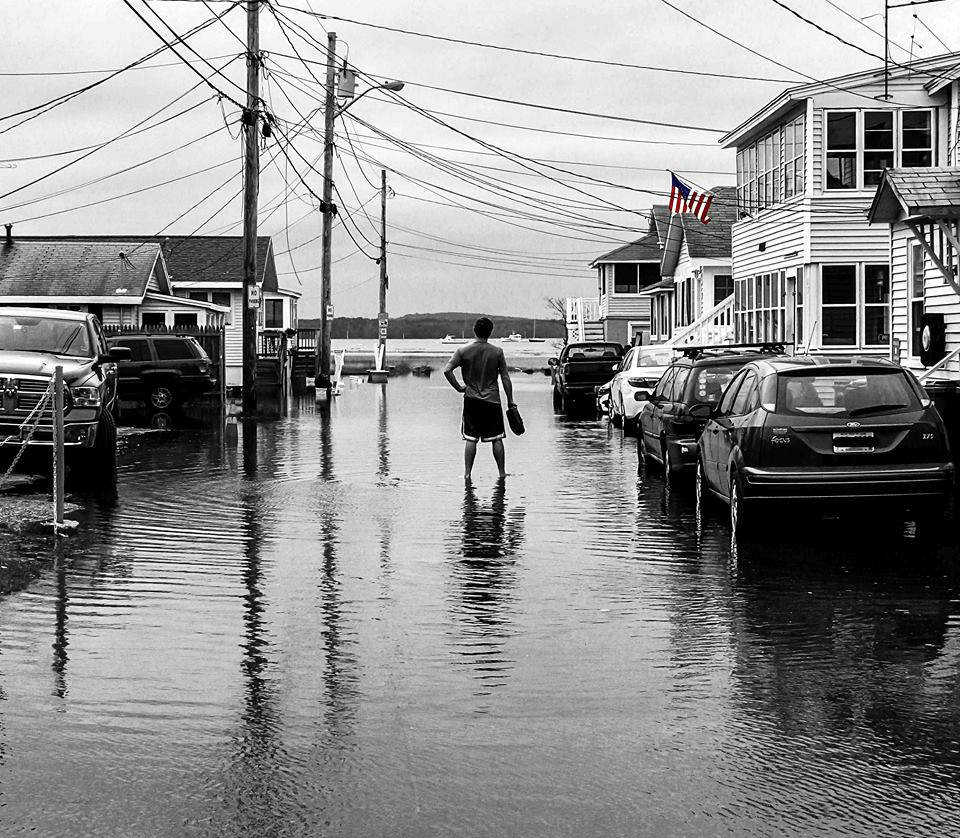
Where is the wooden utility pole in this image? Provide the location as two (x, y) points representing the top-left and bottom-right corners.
(241, 0), (261, 415)
(377, 169), (388, 371)
(317, 31), (338, 395)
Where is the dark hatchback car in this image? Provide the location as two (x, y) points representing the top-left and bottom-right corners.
(639, 345), (784, 479)
(107, 333), (217, 410)
(696, 355), (955, 535)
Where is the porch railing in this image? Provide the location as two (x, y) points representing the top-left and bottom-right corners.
(667, 296), (735, 347)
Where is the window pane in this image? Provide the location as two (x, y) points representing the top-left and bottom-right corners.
(864, 152), (893, 185)
(902, 110), (931, 132)
(822, 266), (856, 303)
(614, 264), (637, 293)
(863, 111), (893, 148)
(187, 291), (208, 302)
(174, 313), (197, 327)
(902, 150), (932, 167)
(864, 264), (890, 304)
(114, 338), (150, 362)
(827, 112), (856, 149)
(864, 307), (889, 345)
(212, 292), (231, 308)
(827, 154), (856, 189)
(822, 307), (857, 345)
(154, 338), (195, 360)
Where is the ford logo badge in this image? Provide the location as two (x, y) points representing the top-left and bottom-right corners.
(846, 421), (862, 428)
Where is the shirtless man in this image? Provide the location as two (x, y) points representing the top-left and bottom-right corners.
(443, 317), (515, 480)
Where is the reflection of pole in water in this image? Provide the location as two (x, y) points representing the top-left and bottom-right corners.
(316, 412), (357, 734)
(377, 382), (389, 481)
(448, 480), (524, 695)
(52, 554), (69, 700)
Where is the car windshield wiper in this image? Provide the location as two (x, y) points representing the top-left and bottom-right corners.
(848, 403), (909, 417)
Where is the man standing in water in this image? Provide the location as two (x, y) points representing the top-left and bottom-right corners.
(443, 317), (515, 480)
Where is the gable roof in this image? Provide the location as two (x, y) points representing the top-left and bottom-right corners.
(722, 50), (960, 149)
(0, 240), (166, 301)
(591, 231), (662, 266)
(681, 186), (737, 259)
(867, 167), (960, 223)
(7, 234), (284, 293)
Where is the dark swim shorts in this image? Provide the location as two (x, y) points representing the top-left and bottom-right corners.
(461, 396), (505, 442)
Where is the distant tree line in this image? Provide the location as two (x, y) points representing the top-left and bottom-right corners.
(297, 311), (565, 339)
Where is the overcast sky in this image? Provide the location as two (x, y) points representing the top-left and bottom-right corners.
(3, 0), (959, 319)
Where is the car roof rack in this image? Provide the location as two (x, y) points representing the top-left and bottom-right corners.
(678, 342), (792, 360)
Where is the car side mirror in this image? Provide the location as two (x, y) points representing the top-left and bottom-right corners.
(635, 391), (649, 402)
(103, 347), (131, 362)
(547, 358), (558, 366)
(612, 362), (621, 371)
(688, 402), (713, 421)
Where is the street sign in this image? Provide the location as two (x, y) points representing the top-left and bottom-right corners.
(247, 285), (261, 309)
(378, 312), (388, 339)
(326, 304), (335, 319)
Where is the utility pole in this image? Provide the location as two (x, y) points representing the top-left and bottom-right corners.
(316, 30), (337, 396)
(377, 168), (388, 371)
(241, 0), (261, 415)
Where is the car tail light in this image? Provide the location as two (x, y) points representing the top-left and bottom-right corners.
(198, 361), (209, 374)
(626, 377), (655, 388)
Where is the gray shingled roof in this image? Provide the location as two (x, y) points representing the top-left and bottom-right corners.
(681, 186), (737, 259)
(592, 231), (662, 265)
(9, 235), (280, 292)
(883, 167), (960, 214)
(0, 240), (162, 299)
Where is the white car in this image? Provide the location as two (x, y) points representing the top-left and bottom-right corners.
(606, 345), (676, 434)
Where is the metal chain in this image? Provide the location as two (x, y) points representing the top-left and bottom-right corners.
(0, 382), (54, 490)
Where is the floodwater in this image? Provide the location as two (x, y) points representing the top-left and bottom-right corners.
(3, 375), (960, 837)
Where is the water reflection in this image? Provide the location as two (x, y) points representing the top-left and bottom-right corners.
(448, 479), (525, 697)
(728, 529), (960, 771)
(52, 553), (68, 700)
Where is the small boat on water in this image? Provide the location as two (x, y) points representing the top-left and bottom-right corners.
(501, 333), (523, 342)
(441, 335), (469, 344)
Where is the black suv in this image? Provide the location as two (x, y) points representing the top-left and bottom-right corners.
(697, 355), (954, 536)
(638, 343), (786, 479)
(106, 334), (217, 410)
(0, 307), (130, 484)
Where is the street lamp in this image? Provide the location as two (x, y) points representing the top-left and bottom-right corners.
(315, 30), (404, 397)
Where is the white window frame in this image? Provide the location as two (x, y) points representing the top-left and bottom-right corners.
(824, 108), (935, 192)
(818, 263), (891, 349)
(909, 242), (925, 359)
(734, 272), (786, 344)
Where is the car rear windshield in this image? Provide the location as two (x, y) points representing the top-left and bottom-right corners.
(775, 370), (921, 418)
(636, 347), (674, 367)
(0, 314), (92, 357)
(687, 363), (743, 405)
(567, 344), (622, 360)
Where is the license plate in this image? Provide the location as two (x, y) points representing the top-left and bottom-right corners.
(833, 431), (875, 453)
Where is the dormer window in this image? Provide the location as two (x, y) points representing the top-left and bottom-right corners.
(825, 109), (933, 190)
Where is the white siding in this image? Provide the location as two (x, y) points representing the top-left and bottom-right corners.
(732, 201), (806, 278)
(809, 196), (890, 262)
(224, 292), (243, 387)
(892, 222), (960, 370)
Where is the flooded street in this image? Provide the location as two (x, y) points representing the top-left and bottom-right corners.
(3, 374), (960, 836)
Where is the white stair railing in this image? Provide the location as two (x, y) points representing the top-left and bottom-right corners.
(667, 296), (735, 347)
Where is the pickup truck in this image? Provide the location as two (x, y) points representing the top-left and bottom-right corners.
(548, 342), (624, 415)
(0, 308), (130, 487)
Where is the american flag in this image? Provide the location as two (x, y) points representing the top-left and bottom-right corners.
(669, 173), (713, 224)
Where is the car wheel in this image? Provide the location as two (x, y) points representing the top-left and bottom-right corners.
(611, 396), (623, 428)
(552, 385), (562, 411)
(623, 413), (638, 437)
(149, 382), (176, 410)
(561, 392), (573, 415)
(695, 457), (708, 517)
(75, 410), (117, 489)
(729, 472), (750, 540)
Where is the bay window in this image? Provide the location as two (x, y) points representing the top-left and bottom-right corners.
(825, 109), (934, 190)
(612, 263), (660, 294)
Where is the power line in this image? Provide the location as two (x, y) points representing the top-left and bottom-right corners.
(272, 4), (797, 84)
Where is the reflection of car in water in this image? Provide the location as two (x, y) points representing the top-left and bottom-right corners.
(696, 355), (955, 539)
(0, 307), (129, 486)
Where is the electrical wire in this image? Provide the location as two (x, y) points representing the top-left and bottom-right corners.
(271, 4), (797, 84)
